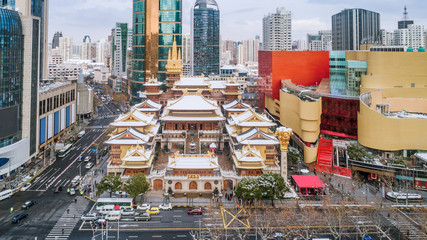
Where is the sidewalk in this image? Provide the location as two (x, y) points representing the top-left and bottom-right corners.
(1, 156), (55, 192)
(80, 154), (109, 199)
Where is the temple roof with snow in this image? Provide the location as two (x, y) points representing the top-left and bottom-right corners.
(222, 98), (251, 113)
(121, 145), (153, 169)
(233, 145), (266, 169)
(112, 109), (158, 127)
(167, 152), (219, 170)
(105, 127), (153, 145)
(233, 127), (279, 145)
(227, 108), (275, 128)
(133, 99), (162, 112)
(160, 90), (225, 122)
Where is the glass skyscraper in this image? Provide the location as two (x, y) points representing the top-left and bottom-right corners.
(191, 0), (220, 76)
(130, 0), (182, 102)
(0, 8), (23, 148)
(332, 8), (381, 50)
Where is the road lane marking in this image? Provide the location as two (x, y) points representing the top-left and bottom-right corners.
(152, 236), (162, 238)
(177, 235), (187, 238)
(129, 236), (138, 238)
(46, 130), (106, 190)
(54, 179), (63, 187)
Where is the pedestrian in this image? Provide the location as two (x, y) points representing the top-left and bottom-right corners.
(67, 188), (70, 194)
(73, 214), (75, 219)
(67, 208), (70, 214)
(74, 198), (77, 203)
(10, 207), (13, 213)
(62, 228), (64, 235)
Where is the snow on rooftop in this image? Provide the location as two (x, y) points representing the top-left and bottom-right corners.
(166, 92), (219, 111)
(168, 154), (219, 169)
(40, 81), (72, 94)
(175, 77), (209, 86)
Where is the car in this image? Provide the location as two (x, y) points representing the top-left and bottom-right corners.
(85, 162), (94, 169)
(120, 208), (135, 216)
(69, 188), (76, 196)
(12, 213), (28, 223)
(81, 213), (98, 221)
(53, 186), (63, 193)
(21, 201), (35, 210)
(96, 218), (106, 226)
(84, 156), (91, 162)
(136, 204), (150, 211)
(20, 183), (31, 191)
(158, 203), (172, 211)
(187, 208), (203, 215)
(134, 212), (151, 221)
(146, 207), (159, 215)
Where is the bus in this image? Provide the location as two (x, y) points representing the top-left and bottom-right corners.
(96, 198), (133, 210)
(58, 144), (73, 158)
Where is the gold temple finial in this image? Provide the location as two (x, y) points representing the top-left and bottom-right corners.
(172, 36), (178, 60)
(276, 127), (293, 152)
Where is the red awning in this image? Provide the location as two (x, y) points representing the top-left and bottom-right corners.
(292, 175), (325, 189)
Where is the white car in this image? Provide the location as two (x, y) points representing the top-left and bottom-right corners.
(136, 204), (150, 211)
(85, 162), (94, 169)
(81, 212), (98, 221)
(84, 156), (91, 162)
(120, 208), (135, 216)
(159, 203), (172, 211)
(20, 183), (32, 191)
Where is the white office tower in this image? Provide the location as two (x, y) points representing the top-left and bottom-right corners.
(182, 33), (191, 64)
(394, 24), (425, 49)
(380, 29), (394, 46)
(81, 35), (92, 60)
(59, 36), (73, 61)
(262, 7), (292, 51)
(96, 39), (108, 64)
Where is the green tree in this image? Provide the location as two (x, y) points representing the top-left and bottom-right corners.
(347, 143), (374, 163)
(235, 174), (289, 205)
(235, 177), (261, 199)
(123, 173), (150, 198)
(96, 175), (122, 197)
(258, 173), (289, 205)
(287, 147), (302, 165)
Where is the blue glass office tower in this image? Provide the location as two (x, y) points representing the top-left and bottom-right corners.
(191, 0), (220, 76)
(0, 9), (23, 148)
(130, 0), (182, 102)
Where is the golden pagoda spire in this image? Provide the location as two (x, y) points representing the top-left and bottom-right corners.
(171, 36), (178, 60)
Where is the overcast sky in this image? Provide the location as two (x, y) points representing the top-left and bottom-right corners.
(49, 0), (427, 44)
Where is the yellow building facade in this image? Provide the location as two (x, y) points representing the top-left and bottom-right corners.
(358, 88), (427, 151)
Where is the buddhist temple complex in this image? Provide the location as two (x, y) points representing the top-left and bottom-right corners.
(105, 39), (281, 193)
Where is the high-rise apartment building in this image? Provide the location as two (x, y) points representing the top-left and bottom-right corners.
(111, 23), (132, 76)
(182, 33), (191, 64)
(96, 39), (108, 64)
(307, 30), (332, 51)
(262, 7), (292, 51)
(191, 0), (220, 76)
(59, 36), (73, 61)
(394, 24), (425, 49)
(332, 8), (381, 50)
(81, 35), (92, 60)
(380, 29), (394, 46)
(129, 0), (182, 102)
(52, 31), (62, 49)
(236, 38), (260, 65)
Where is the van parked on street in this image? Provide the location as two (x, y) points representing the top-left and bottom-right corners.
(99, 205), (115, 215)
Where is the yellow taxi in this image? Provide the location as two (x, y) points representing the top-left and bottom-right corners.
(146, 207), (160, 215)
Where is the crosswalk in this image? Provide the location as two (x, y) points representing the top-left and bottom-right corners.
(45, 197), (89, 240)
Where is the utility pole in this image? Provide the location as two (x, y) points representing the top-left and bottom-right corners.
(117, 218), (120, 240)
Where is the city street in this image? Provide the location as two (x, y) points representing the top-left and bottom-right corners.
(0, 128), (107, 240)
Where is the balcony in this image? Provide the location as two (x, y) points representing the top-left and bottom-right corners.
(265, 149), (277, 154)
